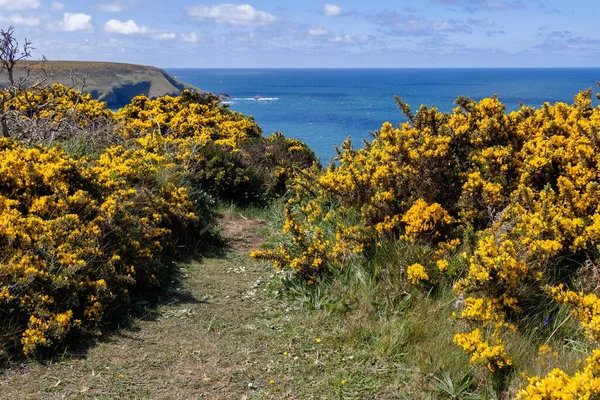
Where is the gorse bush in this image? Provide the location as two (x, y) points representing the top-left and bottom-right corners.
(517, 349), (600, 398)
(116, 90), (261, 145)
(253, 88), (600, 396)
(117, 91), (316, 205)
(3, 83), (112, 123)
(0, 138), (203, 357)
(1, 84), (120, 151)
(253, 95), (517, 280)
(0, 82), (313, 358)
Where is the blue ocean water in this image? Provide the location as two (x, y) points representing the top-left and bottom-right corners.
(166, 68), (600, 160)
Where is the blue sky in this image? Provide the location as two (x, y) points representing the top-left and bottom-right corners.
(0, 0), (598, 68)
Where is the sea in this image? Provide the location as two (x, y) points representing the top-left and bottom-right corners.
(166, 68), (600, 161)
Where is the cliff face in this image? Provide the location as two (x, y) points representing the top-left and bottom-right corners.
(0, 61), (203, 108)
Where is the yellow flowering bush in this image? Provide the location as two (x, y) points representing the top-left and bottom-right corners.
(4, 83), (112, 119)
(257, 88), (600, 388)
(1, 83), (118, 148)
(4, 84), (315, 205)
(453, 88), (600, 382)
(552, 287), (600, 342)
(0, 82), (314, 358)
(517, 350), (600, 399)
(253, 94), (520, 280)
(2, 83), (113, 124)
(251, 207), (340, 281)
(116, 92), (315, 204)
(116, 90), (261, 146)
(0, 137), (204, 356)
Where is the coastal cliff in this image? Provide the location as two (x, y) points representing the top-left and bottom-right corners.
(0, 61), (203, 108)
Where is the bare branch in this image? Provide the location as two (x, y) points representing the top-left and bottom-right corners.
(0, 26), (33, 86)
(0, 26), (34, 137)
(68, 70), (90, 93)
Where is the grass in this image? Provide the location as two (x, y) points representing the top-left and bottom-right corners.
(0, 206), (595, 399)
(19, 61), (163, 72)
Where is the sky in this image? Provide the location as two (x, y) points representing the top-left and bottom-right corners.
(0, 0), (598, 68)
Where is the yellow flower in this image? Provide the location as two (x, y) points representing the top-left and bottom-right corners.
(538, 344), (552, 356)
(436, 259), (449, 272)
(407, 263), (429, 285)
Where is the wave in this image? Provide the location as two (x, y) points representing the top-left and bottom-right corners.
(229, 97), (280, 101)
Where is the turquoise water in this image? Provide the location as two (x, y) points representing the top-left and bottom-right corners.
(166, 68), (600, 160)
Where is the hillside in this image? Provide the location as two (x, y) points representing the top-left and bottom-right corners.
(0, 61), (203, 108)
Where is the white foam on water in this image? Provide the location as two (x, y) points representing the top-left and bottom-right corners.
(231, 97), (280, 101)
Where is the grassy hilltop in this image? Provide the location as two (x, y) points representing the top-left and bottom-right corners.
(0, 60), (203, 108)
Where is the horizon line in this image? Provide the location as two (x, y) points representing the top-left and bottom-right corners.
(163, 66), (600, 70)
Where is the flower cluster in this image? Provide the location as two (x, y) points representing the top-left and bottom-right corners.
(406, 263), (430, 285)
(517, 350), (600, 399)
(401, 199), (453, 243)
(453, 328), (512, 372)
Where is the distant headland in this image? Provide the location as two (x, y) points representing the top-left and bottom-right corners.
(0, 60), (204, 108)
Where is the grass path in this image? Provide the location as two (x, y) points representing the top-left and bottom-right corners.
(0, 210), (431, 399)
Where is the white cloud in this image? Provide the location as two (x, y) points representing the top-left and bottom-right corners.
(308, 27), (328, 36)
(324, 4), (342, 16)
(0, 0), (39, 10)
(51, 1), (64, 11)
(371, 13), (472, 36)
(98, 3), (124, 12)
(187, 4), (276, 27)
(181, 32), (200, 43)
(329, 34), (352, 43)
(328, 34), (369, 44)
(433, 21), (457, 32)
(52, 13), (94, 32)
(467, 18), (495, 27)
(152, 32), (176, 41)
(104, 19), (150, 35)
(0, 14), (41, 27)
(97, 0), (137, 12)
